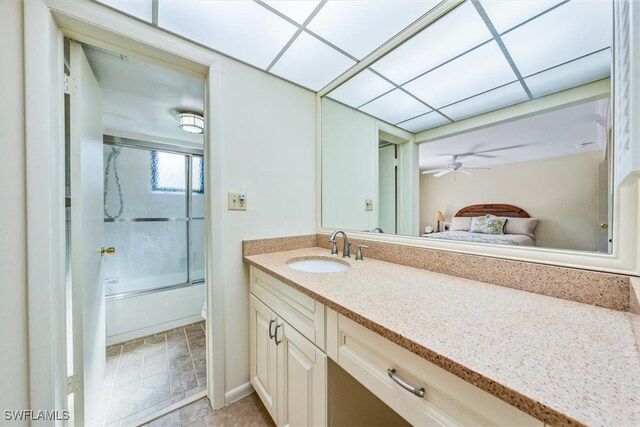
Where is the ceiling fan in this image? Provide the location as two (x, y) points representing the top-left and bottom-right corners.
(421, 144), (526, 177)
(421, 155), (490, 177)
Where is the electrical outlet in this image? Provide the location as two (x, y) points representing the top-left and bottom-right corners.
(228, 192), (247, 211)
(365, 200), (373, 211)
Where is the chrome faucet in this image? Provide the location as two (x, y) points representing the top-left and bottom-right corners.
(370, 227), (384, 233)
(328, 230), (351, 258)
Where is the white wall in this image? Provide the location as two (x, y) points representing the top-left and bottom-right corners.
(217, 59), (316, 395)
(321, 98), (418, 234)
(322, 98), (378, 231)
(0, 0), (30, 423)
(420, 150), (606, 251)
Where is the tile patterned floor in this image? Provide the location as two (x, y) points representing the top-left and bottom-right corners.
(145, 393), (275, 427)
(92, 322), (207, 426)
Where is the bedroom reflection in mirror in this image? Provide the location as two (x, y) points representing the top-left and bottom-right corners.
(320, 0), (613, 254)
(419, 98), (612, 253)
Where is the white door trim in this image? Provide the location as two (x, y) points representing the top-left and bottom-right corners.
(24, 0), (227, 415)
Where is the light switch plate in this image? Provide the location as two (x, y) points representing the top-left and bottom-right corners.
(365, 200), (373, 211)
(228, 192), (247, 211)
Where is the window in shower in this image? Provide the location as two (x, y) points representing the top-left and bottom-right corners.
(103, 143), (205, 298)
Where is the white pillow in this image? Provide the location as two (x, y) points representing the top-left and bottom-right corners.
(450, 217), (472, 231)
(501, 217), (539, 239)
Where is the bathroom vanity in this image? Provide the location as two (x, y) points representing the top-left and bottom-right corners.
(245, 244), (640, 427)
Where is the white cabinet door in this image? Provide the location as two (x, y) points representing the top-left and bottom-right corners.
(250, 295), (278, 421)
(276, 319), (327, 427)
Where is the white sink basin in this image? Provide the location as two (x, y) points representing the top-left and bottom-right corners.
(286, 257), (350, 273)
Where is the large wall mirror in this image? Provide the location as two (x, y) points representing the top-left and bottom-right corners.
(321, 0), (615, 254)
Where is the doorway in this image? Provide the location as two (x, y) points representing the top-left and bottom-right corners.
(378, 142), (398, 234)
(64, 39), (208, 425)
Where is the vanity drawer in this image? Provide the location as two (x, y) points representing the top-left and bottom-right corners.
(335, 314), (542, 427)
(250, 266), (325, 349)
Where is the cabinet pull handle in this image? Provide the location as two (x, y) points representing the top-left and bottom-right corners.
(274, 324), (283, 345)
(387, 368), (425, 398)
(268, 319), (276, 339)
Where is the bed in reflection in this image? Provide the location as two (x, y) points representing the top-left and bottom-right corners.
(423, 204), (538, 246)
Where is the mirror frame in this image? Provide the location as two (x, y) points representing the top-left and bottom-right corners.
(315, 0), (639, 276)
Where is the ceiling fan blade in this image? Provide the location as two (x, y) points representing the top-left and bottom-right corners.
(458, 169), (473, 175)
(471, 144), (526, 155)
(444, 145), (526, 159)
(464, 167), (491, 170)
(434, 169), (453, 177)
(421, 169), (446, 174)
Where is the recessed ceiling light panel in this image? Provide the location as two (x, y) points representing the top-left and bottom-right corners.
(479, 0), (563, 34)
(403, 41), (517, 108)
(525, 49), (611, 98)
(372, 1), (492, 84)
(439, 82), (528, 121)
(359, 89), (431, 124)
(307, 0), (440, 60)
(98, 0), (153, 21)
(262, 0), (321, 24)
(327, 69), (395, 108)
(501, 0), (612, 76)
(158, 0), (298, 69)
(270, 32), (355, 91)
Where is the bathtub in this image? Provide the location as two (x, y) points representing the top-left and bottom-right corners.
(105, 283), (205, 345)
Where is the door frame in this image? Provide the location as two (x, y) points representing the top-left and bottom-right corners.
(23, 0), (226, 415)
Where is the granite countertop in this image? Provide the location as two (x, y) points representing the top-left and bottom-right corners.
(244, 247), (640, 426)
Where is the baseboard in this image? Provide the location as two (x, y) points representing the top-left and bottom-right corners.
(225, 382), (255, 405)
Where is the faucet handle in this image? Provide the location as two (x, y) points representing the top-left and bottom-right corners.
(329, 239), (338, 255)
(355, 245), (369, 261)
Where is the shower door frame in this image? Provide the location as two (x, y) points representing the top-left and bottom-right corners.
(23, 0), (226, 416)
(102, 135), (206, 301)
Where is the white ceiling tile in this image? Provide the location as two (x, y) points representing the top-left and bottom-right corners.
(372, 2), (492, 84)
(326, 69), (395, 108)
(403, 42), (517, 108)
(397, 111), (450, 133)
(262, 0), (321, 24)
(501, 0), (612, 76)
(479, 0), (563, 33)
(270, 32), (355, 91)
(158, 1), (298, 69)
(98, 0), (153, 21)
(525, 49), (611, 98)
(359, 89), (431, 124)
(307, 0), (440, 60)
(439, 82), (528, 121)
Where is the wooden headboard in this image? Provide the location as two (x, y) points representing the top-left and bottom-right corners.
(455, 204), (530, 218)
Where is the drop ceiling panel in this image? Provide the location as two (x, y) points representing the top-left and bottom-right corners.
(403, 42), (517, 108)
(270, 32), (355, 91)
(397, 111), (450, 133)
(359, 89), (431, 124)
(501, 0), (612, 77)
(157, 0), (298, 70)
(307, 0), (440, 60)
(326, 69), (395, 108)
(439, 82), (528, 121)
(372, 1), (492, 85)
(478, 0), (563, 34)
(525, 49), (611, 98)
(98, 0), (153, 22)
(262, 0), (321, 24)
